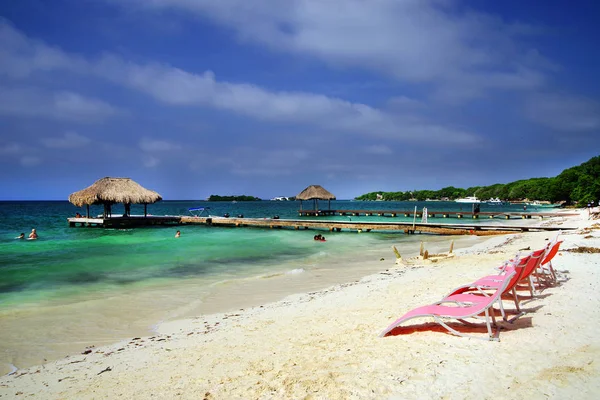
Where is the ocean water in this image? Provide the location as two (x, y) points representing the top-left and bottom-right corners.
(0, 200), (526, 374)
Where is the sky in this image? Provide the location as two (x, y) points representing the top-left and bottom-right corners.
(1, 0), (599, 200)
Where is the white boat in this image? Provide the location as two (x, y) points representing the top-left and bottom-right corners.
(530, 200), (561, 208)
(455, 196), (481, 203)
(486, 197), (503, 205)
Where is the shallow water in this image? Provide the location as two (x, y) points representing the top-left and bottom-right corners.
(0, 200), (525, 374)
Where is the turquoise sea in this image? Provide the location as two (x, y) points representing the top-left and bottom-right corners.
(0, 200), (528, 374)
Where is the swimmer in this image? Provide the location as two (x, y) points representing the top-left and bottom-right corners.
(28, 228), (38, 240)
(16, 233), (25, 239)
(175, 230), (181, 238)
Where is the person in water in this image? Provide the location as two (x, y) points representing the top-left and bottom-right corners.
(16, 233), (25, 239)
(29, 229), (38, 240)
(175, 230), (181, 238)
(75, 212), (82, 218)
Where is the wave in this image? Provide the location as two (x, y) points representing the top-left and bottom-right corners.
(285, 268), (305, 275)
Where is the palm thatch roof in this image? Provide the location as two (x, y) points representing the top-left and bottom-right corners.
(296, 185), (336, 200)
(68, 177), (162, 207)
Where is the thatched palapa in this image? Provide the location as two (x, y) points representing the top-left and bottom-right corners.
(69, 177), (162, 218)
(296, 185), (336, 211)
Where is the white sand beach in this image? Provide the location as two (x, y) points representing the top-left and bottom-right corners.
(1, 209), (599, 399)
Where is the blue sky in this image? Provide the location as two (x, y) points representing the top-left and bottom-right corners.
(1, 0), (599, 200)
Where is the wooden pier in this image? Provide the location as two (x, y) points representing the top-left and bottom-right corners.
(67, 215), (181, 228)
(179, 216), (571, 235)
(68, 214), (574, 235)
(297, 209), (575, 220)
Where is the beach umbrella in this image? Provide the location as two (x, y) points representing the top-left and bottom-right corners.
(68, 177), (162, 218)
(296, 185), (336, 211)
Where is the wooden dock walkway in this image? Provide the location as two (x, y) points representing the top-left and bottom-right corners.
(179, 216), (571, 235)
(67, 214), (574, 235)
(297, 209), (575, 219)
(67, 215), (181, 228)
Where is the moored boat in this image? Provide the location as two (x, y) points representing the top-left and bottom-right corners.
(455, 196), (481, 203)
(486, 197), (503, 205)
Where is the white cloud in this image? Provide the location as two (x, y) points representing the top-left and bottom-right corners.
(0, 18), (85, 78)
(41, 132), (91, 149)
(142, 155), (160, 168)
(139, 138), (182, 152)
(115, 0), (547, 100)
(0, 19), (477, 144)
(218, 147), (310, 177)
(53, 92), (120, 121)
(0, 86), (120, 122)
(20, 156), (41, 167)
(365, 145), (393, 155)
(0, 143), (22, 154)
(525, 94), (600, 132)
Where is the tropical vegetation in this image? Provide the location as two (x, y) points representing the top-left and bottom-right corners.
(355, 155), (600, 206)
(207, 195), (262, 201)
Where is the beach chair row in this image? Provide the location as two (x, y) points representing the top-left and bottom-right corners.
(380, 235), (563, 341)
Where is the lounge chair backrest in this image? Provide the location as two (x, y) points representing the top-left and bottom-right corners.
(519, 248), (546, 281)
(542, 239), (563, 266)
(503, 254), (530, 294)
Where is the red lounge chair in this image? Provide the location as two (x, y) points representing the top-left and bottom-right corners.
(380, 269), (516, 341)
(537, 235), (563, 284)
(445, 248), (546, 321)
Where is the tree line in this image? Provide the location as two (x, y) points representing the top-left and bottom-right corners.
(207, 195), (262, 201)
(355, 155), (600, 206)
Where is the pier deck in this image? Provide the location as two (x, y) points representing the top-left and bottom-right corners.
(68, 214), (573, 235)
(179, 216), (571, 235)
(297, 209), (575, 219)
(67, 215), (181, 228)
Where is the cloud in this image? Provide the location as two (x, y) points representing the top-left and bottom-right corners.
(139, 138), (183, 152)
(0, 21), (478, 145)
(115, 0), (548, 100)
(217, 147), (310, 177)
(142, 155), (160, 168)
(0, 143), (22, 154)
(41, 132), (91, 149)
(0, 86), (120, 122)
(365, 145), (393, 155)
(20, 156), (41, 167)
(0, 18), (86, 78)
(525, 93), (600, 132)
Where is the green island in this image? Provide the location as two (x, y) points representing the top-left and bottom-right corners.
(207, 195), (262, 202)
(356, 155), (600, 206)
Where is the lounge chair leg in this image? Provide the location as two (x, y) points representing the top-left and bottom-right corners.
(512, 288), (521, 313)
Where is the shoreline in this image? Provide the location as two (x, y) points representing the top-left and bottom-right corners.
(1, 210), (598, 398)
(0, 232), (484, 376)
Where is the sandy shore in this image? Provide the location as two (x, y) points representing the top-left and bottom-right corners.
(1, 209), (599, 399)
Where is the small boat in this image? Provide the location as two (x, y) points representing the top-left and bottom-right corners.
(530, 200), (561, 208)
(188, 207), (210, 217)
(486, 197), (503, 205)
(455, 196), (481, 203)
